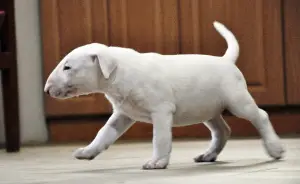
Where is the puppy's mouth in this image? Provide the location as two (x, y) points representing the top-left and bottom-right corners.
(52, 86), (78, 99)
(66, 88), (77, 95)
(48, 83), (92, 99)
(63, 86), (78, 98)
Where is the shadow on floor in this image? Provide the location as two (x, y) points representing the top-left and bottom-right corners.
(66, 159), (284, 177)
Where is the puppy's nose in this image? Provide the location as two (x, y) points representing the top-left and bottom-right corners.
(44, 84), (51, 95)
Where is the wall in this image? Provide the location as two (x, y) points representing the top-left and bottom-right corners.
(0, 0), (47, 144)
(0, 75), (4, 143)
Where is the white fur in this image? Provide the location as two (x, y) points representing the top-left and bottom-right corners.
(44, 21), (285, 169)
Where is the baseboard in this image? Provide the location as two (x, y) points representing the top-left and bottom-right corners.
(48, 112), (300, 143)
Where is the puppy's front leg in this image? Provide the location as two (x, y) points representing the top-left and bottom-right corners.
(143, 112), (173, 170)
(73, 112), (135, 160)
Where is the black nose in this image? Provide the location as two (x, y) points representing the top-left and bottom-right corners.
(46, 90), (50, 95)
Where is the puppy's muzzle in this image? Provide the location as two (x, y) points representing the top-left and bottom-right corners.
(44, 84), (62, 97)
(45, 89), (50, 95)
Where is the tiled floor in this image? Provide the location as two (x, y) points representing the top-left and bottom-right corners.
(0, 138), (299, 184)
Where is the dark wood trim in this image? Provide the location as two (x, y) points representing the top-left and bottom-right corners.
(47, 114), (111, 123)
(0, 0), (20, 152)
(0, 52), (12, 68)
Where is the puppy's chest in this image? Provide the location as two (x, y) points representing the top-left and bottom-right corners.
(105, 94), (151, 123)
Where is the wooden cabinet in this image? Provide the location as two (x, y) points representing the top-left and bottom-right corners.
(41, 0), (286, 116)
(41, 0), (181, 117)
(40, 0), (300, 142)
(179, 0), (285, 105)
(41, 0), (112, 116)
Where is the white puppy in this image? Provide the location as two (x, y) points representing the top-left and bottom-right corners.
(44, 21), (285, 169)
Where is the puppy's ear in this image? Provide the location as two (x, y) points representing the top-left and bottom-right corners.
(91, 54), (117, 79)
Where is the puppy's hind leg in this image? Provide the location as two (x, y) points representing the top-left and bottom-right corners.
(194, 115), (231, 162)
(226, 89), (285, 159)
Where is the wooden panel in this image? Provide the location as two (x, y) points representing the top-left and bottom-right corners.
(179, 0), (285, 105)
(283, 0), (300, 104)
(109, 0), (179, 54)
(48, 112), (300, 143)
(41, 0), (179, 116)
(91, 0), (110, 45)
(41, 0), (112, 116)
(57, 0), (92, 56)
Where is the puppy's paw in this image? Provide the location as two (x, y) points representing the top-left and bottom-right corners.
(73, 147), (100, 160)
(194, 152), (218, 163)
(142, 158), (169, 170)
(264, 139), (285, 160)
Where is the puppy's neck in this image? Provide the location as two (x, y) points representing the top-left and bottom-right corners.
(94, 62), (133, 102)
(95, 68), (120, 93)
(94, 64), (118, 92)
(99, 72), (132, 102)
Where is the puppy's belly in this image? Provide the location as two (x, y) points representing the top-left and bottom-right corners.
(120, 105), (220, 127)
(173, 113), (213, 127)
(173, 102), (223, 126)
(115, 96), (223, 125)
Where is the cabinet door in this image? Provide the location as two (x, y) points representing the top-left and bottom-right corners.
(41, 0), (179, 116)
(41, 0), (285, 118)
(108, 0), (179, 54)
(41, 0), (112, 116)
(180, 0), (285, 105)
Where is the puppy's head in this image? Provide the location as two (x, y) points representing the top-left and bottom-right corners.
(44, 43), (117, 99)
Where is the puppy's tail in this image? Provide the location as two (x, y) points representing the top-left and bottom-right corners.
(213, 21), (240, 64)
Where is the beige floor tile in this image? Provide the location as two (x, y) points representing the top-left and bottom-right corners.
(0, 138), (299, 184)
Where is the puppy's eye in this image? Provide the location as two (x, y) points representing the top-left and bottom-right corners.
(63, 66), (71, 71)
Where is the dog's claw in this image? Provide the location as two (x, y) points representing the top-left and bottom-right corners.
(73, 147), (99, 160)
(264, 139), (285, 160)
(142, 158), (169, 170)
(194, 153), (217, 163)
